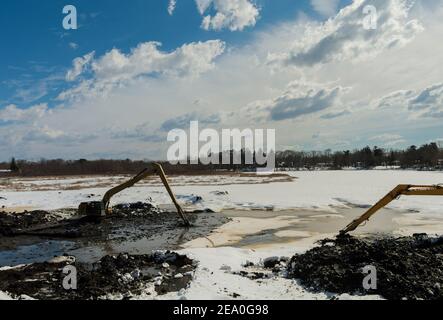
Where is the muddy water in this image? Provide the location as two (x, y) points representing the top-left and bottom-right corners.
(184, 207), (403, 249)
(0, 206), (410, 267)
(0, 212), (229, 267)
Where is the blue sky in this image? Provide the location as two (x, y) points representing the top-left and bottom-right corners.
(0, 0), (442, 161)
(0, 0), (351, 108)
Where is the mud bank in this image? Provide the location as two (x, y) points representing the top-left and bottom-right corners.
(287, 234), (443, 300)
(0, 251), (195, 300)
(0, 203), (229, 266)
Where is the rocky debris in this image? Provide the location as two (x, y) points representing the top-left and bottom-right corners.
(178, 194), (203, 204)
(210, 191), (229, 196)
(234, 257), (289, 280)
(190, 208), (215, 213)
(113, 202), (161, 217)
(242, 261), (254, 268)
(263, 256), (280, 269)
(0, 202), (164, 238)
(0, 207), (229, 267)
(234, 270), (271, 280)
(287, 233), (443, 300)
(0, 210), (69, 236)
(263, 256), (289, 273)
(0, 251), (195, 300)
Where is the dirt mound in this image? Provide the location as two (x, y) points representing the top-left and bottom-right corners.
(0, 202), (164, 238)
(0, 251), (195, 300)
(0, 210), (67, 236)
(113, 202), (161, 216)
(287, 234), (443, 300)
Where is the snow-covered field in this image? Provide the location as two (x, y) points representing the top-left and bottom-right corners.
(1, 170), (442, 215)
(1, 170), (442, 300)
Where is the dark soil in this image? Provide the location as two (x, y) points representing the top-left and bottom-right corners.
(0, 203), (229, 267)
(0, 251), (195, 300)
(0, 203), (226, 241)
(287, 233), (443, 300)
(112, 202), (161, 216)
(0, 210), (65, 236)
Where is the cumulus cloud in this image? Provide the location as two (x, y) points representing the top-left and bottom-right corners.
(0, 104), (48, 123)
(269, 82), (345, 121)
(320, 109), (351, 119)
(23, 126), (97, 145)
(377, 83), (443, 118)
(270, 0), (423, 67)
(60, 40), (225, 100)
(160, 112), (221, 131)
(66, 52), (95, 81)
(2, 0), (442, 160)
(240, 81), (347, 122)
(311, 0), (340, 17)
(408, 83), (443, 117)
(197, 0), (260, 31)
(111, 123), (164, 142)
(369, 133), (406, 146)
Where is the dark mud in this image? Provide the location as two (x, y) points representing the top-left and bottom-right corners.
(0, 251), (195, 300)
(0, 210), (66, 236)
(0, 203), (229, 266)
(287, 234), (443, 300)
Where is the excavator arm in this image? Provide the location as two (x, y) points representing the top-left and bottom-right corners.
(79, 163), (190, 226)
(340, 184), (443, 234)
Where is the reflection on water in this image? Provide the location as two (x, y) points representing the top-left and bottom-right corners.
(0, 240), (77, 267)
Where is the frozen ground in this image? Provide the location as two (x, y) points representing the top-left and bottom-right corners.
(1, 170), (442, 300)
(1, 170), (442, 215)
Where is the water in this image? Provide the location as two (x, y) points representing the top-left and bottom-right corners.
(0, 240), (77, 267)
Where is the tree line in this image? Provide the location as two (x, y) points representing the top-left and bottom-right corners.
(1, 143), (442, 177)
(275, 143), (443, 170)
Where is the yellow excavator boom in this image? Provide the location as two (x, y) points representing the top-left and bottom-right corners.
(340, 184), (443, 234)
(79, 163), (190, 226)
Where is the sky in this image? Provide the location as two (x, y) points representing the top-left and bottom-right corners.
(0, 0), (442, 161)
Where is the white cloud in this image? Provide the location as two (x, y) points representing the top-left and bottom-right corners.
(2, 0), (443, 160)
(369, 133), (406, 146)
(196, 0), (212, 14)
(237, 81), (348, 122)
(268, 81), (346, 121)
(168, 0), (177, 15)
(66, 52), (95, 82)
(60, 40), (225, 100)
(270, 0), (423, 67)
(377, 83), (443, 118)
(311, 0), (340, 17)
(69, 42), (79, 50)
(111, 122), (164, 142)
(198, 0), (260, 31)
(160, 112), (221, 131)
(408, 83), (443, 117)
(23, 126), (96, 145)
(0, 104), (48, 123)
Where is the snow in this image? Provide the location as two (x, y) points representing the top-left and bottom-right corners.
(0, 291), (13, 300)
(1, 170), (442, 300)
(1, 170), (442, 217)
(159, 245), (382, 300)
